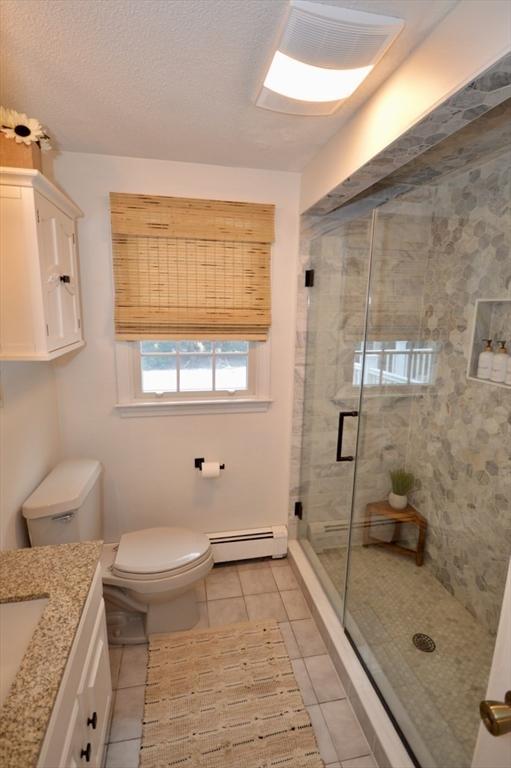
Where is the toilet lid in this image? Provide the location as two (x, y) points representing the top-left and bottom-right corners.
(114, 527), (211, 575)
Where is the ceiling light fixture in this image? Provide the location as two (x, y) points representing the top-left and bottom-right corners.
(256, 1), (404, 116)
(264, 52), (373, 103)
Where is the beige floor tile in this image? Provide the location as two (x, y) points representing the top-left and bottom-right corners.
(245, 592), (287, 622)
(278, 621), (301, 659)
(270, 556), (289, 567)
(341, 756), (377, 768)
(207, 597), (248, 626)
(305, 654), (346, 703)
(109, 647), (122, 690)
(281, 589), (311, 620)
(105, 738), (140, 768)
(307, 704), (339, 765)
(118, 645), (148, 689)
(271, 564), (299, 590)
(195, 579), (206, 601)
(326, 763), (341, 768)
(291, 619), (327, 657)
(193, 602), (209, 628)
(320, 700), (371, 762)
(239, 568), (277, 595)
(109, 686), (145, 742)
(236, 558), (271, 570)
(206, 568), (242, 600)
(291, 658), (317, 705)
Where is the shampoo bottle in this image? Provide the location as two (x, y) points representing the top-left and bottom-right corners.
(477, 339), (493, 379)
(490, 340), (508, 383)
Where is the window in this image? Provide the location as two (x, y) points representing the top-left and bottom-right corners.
(352, 340), (439, 388)
(138, 340), (251, 396)
(115, 338), (271, 415)
(110, 193), (274, 415)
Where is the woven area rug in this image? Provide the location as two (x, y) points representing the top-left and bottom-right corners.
(140, 620), (324, 768)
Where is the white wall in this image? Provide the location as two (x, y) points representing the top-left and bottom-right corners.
(51, 152), (300, 542)
(300, 0), (511, 211)
(0, 362), (61, 549)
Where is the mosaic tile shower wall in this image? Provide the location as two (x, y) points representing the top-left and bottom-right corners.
(404, 149), (511, 633)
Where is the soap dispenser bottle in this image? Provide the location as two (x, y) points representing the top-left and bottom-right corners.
(491, 340), (508, 383)
(477, 339), (493, 379)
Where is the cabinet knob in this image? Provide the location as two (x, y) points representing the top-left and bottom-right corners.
(59, 274), (71, 283)
(80, 742), (92, 762)
(87, 711), (98, 730)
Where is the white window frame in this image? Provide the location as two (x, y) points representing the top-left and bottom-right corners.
(136, 341), (254, 400)
(115, 339), (272, 416)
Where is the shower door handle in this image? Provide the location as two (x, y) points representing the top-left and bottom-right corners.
(336, 411), (358, 462)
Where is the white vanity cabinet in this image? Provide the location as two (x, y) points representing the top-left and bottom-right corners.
(0, 168), (84, 360)
(37, 566), (113, 768)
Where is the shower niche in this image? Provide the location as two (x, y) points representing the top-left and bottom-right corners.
(467, 298), (511, 388)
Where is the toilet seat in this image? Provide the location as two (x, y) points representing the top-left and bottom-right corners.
(112, 526), (212, 579)
(102, 540), (214, 598)
(112, 549), (212, 581)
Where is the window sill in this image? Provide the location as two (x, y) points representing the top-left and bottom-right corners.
(115, 397), (273, 417)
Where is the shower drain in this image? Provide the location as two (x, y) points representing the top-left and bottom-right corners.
(412, 633), (436, 653)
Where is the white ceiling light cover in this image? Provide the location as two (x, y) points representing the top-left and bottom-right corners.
(264, 52), (373, 102)
(257, 1), (404, 116)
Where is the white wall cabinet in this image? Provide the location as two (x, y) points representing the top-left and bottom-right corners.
(0, 168), (84, 360)
(37, 566), (113, 768)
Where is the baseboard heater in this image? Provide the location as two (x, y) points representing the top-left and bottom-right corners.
(308, 518), (397, 552)
(207, 526), (288, 563)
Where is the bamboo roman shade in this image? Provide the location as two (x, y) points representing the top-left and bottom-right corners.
(110, 193), (275, 341)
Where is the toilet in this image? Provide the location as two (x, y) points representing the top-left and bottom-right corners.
(22, 459), (214, 644)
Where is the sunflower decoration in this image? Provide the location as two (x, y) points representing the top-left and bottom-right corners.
(0, 107), (52, 150)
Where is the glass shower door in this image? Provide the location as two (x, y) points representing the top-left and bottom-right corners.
(297, 215), (372, 616)
(343, 144), (511, 768)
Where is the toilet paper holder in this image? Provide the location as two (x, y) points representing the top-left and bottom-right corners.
(194, 457), (225, 471)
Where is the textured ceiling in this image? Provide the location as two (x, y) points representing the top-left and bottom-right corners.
(0, 0), (458, 171)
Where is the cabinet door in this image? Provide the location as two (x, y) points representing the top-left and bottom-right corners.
(80, 601), (113, 767)
(57, 698), (82, 768)
(36, 194), (82, 351)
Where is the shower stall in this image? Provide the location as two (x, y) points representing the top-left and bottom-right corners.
(296, 101), (511, 768)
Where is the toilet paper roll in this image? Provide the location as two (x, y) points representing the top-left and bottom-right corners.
(201, 462), (221, 478)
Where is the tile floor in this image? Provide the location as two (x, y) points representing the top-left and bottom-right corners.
(105, 557), (377, 768)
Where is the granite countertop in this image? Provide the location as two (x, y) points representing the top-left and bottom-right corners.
(0, 541), (103, 768)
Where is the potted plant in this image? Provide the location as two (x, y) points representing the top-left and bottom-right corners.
(389, 469), (414, 510)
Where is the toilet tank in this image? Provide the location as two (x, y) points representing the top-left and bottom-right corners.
(22, 460), (102, 547)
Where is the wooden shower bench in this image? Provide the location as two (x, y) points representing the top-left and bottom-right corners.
(363, 500), (427, 566)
